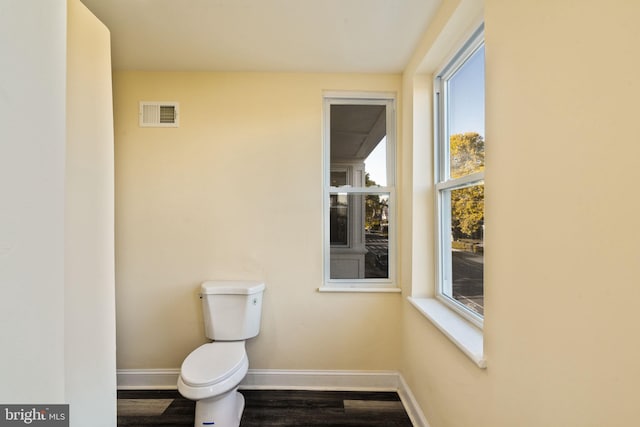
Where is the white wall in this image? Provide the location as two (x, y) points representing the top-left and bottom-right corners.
(0, 1), (116, 423)
(65, 0), (116, 425)
(0, 0), (67, 403)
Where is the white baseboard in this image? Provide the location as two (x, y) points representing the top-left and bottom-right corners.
(397, 374), (431, 427)
(117, 368), (429, 427)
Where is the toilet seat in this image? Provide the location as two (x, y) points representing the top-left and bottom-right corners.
(180, 342), (247, 387)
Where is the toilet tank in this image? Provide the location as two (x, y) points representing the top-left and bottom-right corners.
(200, 280), (265, 341)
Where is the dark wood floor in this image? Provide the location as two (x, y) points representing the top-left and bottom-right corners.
(117, 389), (414, 426)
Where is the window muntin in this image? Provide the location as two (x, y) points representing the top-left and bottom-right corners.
(435, 28), (485, 324)
(324, 96), (396, 286)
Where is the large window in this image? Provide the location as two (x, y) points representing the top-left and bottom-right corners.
(435, 27), (485, 324)
(323, 94), (396, 289)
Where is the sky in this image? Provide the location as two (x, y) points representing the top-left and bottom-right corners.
(365, 137), (387, 186)
(448, 45), (485, 137)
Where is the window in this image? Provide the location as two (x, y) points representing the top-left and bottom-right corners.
(435, 27), (485, 324)
(323, 94), (396, 290)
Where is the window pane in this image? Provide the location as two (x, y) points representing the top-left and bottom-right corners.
(330, 104), (387, 187)
(447, 45), (485, 179)
(331, 171), (348, 187)
(330, 194), (349, 246)
(365, 193), (389, 278)
(329, 193), (389, 279)
(448, 184), (484, 315)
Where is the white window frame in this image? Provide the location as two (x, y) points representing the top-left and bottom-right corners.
(434, 26), (485, 326)
(320, 92), (398, 292)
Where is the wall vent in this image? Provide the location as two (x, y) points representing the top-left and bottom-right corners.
(139, 102), (179, 127)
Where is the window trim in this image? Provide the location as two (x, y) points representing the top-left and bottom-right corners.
(321, 92), (398, 291)
(434, 25), (485, 327)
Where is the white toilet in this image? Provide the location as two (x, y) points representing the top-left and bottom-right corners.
(178, 280), (265, 427)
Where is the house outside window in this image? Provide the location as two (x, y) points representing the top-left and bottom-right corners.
(435, 26), (485, 325)
(323, 93), (396, 289)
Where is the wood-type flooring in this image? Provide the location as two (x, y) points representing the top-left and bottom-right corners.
(117, 389), (414, 426)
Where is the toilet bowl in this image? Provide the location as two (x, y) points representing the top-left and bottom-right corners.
(177, 280), (265, 427)
(178, 342), (249, 426)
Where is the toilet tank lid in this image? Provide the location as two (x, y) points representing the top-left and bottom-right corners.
(201, 280), (265, 295)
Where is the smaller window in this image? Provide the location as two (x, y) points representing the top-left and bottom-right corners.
(323, 94), (396, 289)
(435, 26), (485, 324)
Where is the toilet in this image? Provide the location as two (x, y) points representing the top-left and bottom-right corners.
(178, 280), (265, 427)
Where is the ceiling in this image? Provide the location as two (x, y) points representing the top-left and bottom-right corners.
(79, 0), (441, 73)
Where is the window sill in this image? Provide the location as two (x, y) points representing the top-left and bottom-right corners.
(408, 297), (486, 368)
(318, 286), (402, 293)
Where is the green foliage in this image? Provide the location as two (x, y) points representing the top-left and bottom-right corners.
(451, 185), (484, 238)
(450, 133), (484, 240)
(365, 173), (388, 233)
(450, 132), (484, 178)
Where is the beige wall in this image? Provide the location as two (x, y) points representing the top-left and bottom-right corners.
(114, 72), (403, 370)
(400, 0), (640, 426)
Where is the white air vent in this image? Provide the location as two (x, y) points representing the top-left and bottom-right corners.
(139, 102), (179, 127)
